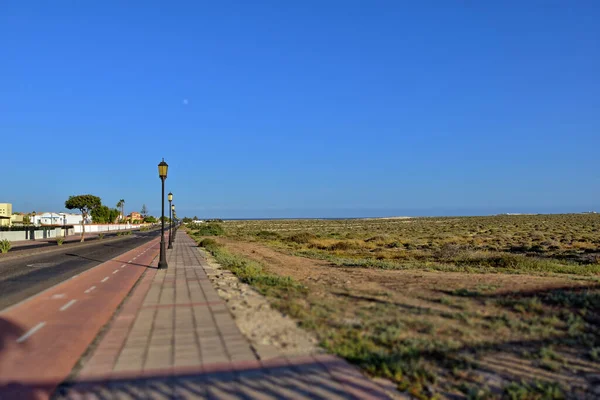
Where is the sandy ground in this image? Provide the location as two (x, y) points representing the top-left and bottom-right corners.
(199, 248), (321, 359)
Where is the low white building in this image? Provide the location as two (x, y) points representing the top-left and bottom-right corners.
(33, 212), (88, 226)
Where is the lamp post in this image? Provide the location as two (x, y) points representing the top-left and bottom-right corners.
(168, 192), (173, 249)
(172, 204), (176, 240)
(158, 159), (169, 269)
(31, 211), (37, 241)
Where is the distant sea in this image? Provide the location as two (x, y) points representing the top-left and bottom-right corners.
(187, 206), (597, 221)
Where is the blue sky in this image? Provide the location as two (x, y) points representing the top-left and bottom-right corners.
(2, 1), (599, 218)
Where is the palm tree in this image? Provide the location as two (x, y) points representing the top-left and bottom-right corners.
(116, 199), (125, 221)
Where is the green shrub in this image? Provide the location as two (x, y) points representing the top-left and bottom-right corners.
(255, 230), (281, 240)
(56, 237), (64, 246)
(503, 380), (564, 399)
(328, 241), (360, 251)
(98, 233), (105, 239)
(0, 239), (11, 254)
(434, 243), (463, 260)
(195, 223), (225, 236)
(199, 238), (220, 252)
(285, 232), (317, 244)
(116, 231), (123, 236)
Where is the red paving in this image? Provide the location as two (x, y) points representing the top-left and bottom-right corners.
(0, 236), (161, 399)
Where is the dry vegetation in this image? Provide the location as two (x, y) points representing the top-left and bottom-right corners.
(187, 214), (600, 399)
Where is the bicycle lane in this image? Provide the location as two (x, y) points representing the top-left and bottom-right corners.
(0, 236), (161, 399)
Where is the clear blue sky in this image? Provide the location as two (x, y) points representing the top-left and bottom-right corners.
(2, 1), (599, 218)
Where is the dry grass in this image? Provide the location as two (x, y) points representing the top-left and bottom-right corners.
(225, 214), (600, 276)
(186, 214), (600, 399)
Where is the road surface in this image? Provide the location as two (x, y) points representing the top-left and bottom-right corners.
(0, 229), (160, 311)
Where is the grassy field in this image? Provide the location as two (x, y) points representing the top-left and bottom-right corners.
(187, 214), (600, 399)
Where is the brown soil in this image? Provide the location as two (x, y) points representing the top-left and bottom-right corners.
(217, 238), (593, 299)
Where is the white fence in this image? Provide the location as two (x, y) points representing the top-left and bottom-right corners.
(0, 228), (62, 242)
(0, 224), (146, 242)
(73, 224), (141, 234)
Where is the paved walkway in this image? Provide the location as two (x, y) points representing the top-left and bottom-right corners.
(56, 232), (391, 399)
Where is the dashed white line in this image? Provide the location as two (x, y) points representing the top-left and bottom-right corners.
(113, 270), (119, 274)
(16, 322), (46, 343)
(85, 286), (96, 294)
(121, 265), (126, 269)
(101, 277), (109, 283)
(51, 294), (66, 299)
(60, 299), (77, 311)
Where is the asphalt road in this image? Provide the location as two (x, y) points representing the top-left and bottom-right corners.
(0, 230), (160, 311)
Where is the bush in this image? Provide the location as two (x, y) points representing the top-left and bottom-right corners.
(56, 237), (64, 246)
(255, 230), (281, 240)
(199, 238), (220, 252)
(195, 223), (225, 236)
(328, 241), (360, 251)
(285, 232), (317, 244)
(434, 243), (463, 260)
(0, 239), (11, 254)
(365, 235), (389, 243)
(98, 233), (105, 239)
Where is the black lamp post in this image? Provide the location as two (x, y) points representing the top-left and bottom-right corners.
(168, 192), (173, 249)
(158, 159), (169, 269)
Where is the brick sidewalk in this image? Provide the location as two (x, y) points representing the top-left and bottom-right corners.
(55, 232), (391, 399)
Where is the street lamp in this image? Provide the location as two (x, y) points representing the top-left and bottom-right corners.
(168, 192), (173, 249)
(172, 204), (176, 240)
(31, 211), (37, 241)
(158, 159), (169, 269)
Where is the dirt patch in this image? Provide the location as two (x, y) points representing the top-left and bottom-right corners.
(217, 237), (593, 299)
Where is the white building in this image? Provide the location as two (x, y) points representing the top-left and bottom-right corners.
(33, 212), (88, 226)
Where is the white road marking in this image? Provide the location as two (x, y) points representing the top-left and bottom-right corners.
(85, 286), (96, 294)
(51, 294), (66, 299)
(101, 277), (109, 283)
(113, 270), (119, 274)
(60, 299), (77, 311)
(121, 265), (126, 269)
(16, 322), (46, 343)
